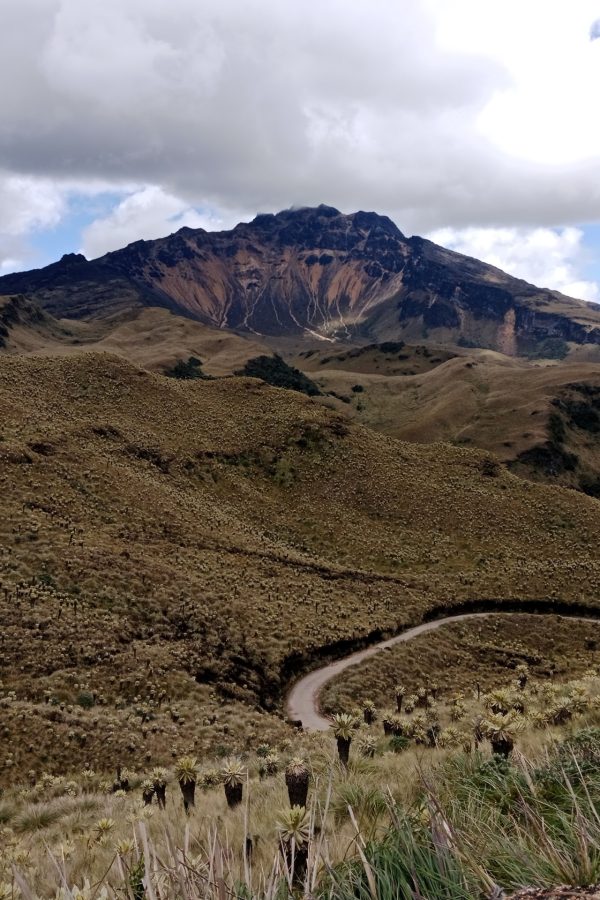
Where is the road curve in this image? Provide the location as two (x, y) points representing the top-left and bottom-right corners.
(285, 611), (598, 731)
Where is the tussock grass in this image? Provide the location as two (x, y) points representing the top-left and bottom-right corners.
(2, 354), (600, 778)
(0, 801), (15, 825)
(322, 613), (600, 713)
(12, 795), (102, 835)
(9, 727), (600, 898)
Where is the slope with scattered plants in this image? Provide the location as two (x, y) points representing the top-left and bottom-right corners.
(303, 347), (600, 493)
(1, 352), (600, 782)
(5, 663), (600, 898)
(321, 613), (600, 714)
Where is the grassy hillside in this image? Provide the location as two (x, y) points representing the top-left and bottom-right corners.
(294, 340), (456, 378)
(0, 297), (270, 376)
(6, 667), (600, 898)
(2, 352), (600, 779)
(321, 613), (600, 714)
(296, 345), (600, 492)
(6, 299), (600, 494)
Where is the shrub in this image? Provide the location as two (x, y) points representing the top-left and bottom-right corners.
(164, 356), (208, 380)
(236, 355), (321, 396)
(526, 337), (569, 360)
(76, 691), (95, 709)
(548, 412), (566, 444)
(556, 726), (600, 768)
(565, 401), (600, 433)
(580, 474), (600, 498)
(480, 457), (500, 478)
(440, 752), (523, 812)
(377, 341), (405, 354)
(389, 734), (410, 754)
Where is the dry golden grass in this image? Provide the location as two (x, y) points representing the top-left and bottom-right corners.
(321, 613), (600, 713)
(296, 346), (600, 491)
(307, 351), (598, 456)
(2, 301), (269, 376)
(5, 296), (600, 491)
(2, 351), (600, 779)
(292, 341), (456, 378)
(4, 669), (600, 898)
(0, 734), (414, 897)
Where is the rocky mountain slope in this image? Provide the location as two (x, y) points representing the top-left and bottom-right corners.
(2, 205), (600, 355)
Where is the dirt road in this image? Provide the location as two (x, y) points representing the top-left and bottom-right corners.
(285, 611), (596, 730)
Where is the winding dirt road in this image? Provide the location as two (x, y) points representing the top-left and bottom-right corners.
(285, 611), (599, 731)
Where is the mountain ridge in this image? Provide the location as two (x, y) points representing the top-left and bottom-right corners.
(2, 205), (600, 355)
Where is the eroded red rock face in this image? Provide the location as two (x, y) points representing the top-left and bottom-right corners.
(2, 205), (600, 353)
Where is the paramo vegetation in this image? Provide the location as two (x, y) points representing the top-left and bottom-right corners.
(4, 663), (600, 897)
(3, 353), (600, 896)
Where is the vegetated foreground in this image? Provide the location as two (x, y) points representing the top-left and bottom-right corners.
(1, 352), (600, 781)
(288, 611), (600, 730)
(5, 659), (600, 898)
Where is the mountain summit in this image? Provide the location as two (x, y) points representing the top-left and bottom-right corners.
(2, 205), (600, 355)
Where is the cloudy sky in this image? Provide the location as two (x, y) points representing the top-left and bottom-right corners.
(1, 0), (600, 300)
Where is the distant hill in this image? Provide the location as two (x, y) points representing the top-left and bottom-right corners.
(0, 293), (71, 349)
(0, 294), (270, 376)
(4, 289), (600, 496)
(301, 344), (600, 495)
(2, 205), (600, 355)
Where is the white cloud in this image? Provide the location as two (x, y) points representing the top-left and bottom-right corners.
(0, 0), (599, 253)
(427, 0), (600, 166)
(0, 173), (65, 236)
(1, 0), (599, 236)
(428, 225), (599, 302)
(0, 244), (26, 274)
(0, 172), (67, 273)
(80, 186), (241, 259)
